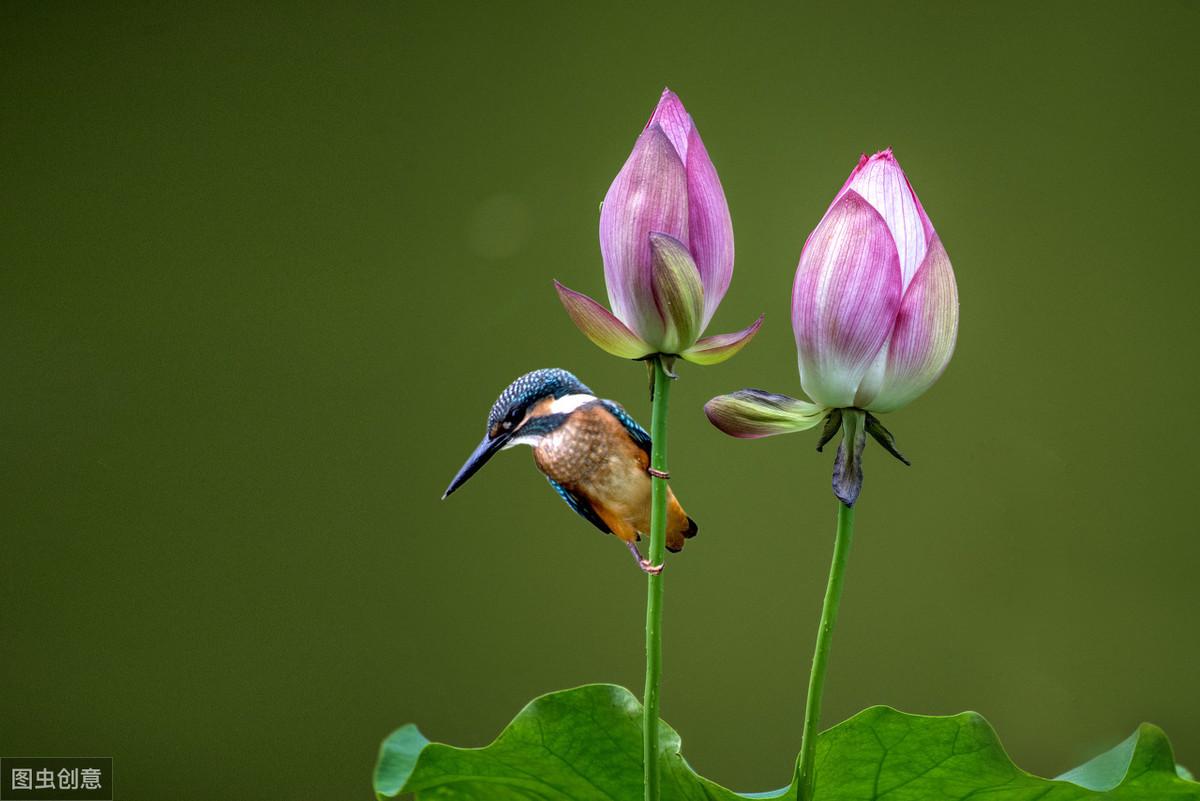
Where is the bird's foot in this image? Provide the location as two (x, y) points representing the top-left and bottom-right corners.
(627, 541), (664, 575)
(647, 467), (670, 479)
(639, 558), (664, 575)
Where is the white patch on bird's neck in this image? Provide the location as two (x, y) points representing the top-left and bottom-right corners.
(548, 393), (596, 414)
(504, 433), (541, 449)
(503, 394), (596, 449)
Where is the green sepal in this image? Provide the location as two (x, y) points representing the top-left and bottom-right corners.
(815, 408), (843, 452)
(832, 408), (866, 506)
(864, 411), (910, 465)
(704, 389), (826, 439)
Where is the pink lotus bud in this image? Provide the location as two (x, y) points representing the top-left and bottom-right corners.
(793, 150), (958, 412)
(556, 89), (761, 365)
(705, 150), (959, 505)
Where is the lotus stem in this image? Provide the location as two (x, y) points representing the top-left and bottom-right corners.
(796, 501), (856, 801)
(643, 355), (671, 801)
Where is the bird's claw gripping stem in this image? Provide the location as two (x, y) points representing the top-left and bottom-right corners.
(647, 467), (670, 479)
(627, 541), (664, 575)
(640, 559), (664, 575)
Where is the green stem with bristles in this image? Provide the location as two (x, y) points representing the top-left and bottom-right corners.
(643, 356), (671, 801)
(796, 500), (856, 801)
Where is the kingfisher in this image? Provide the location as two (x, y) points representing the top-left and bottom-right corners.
(443, 368), (697, 573)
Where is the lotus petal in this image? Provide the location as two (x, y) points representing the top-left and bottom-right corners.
(646, 89), (734, 330)
(681, 315), (764, 365)
(834, 149), (934, 291)
(684, 125), (734, 329)
(599, 124), (688, 344)
(866, 236), (959, 413)
(645, 88), (691, 161)
(554, 281), (653, 360)
(647, 233), (704, 353)
(792, 191), (902, 408)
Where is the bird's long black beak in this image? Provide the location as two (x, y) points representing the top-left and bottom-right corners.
(443, 431), (511, 499)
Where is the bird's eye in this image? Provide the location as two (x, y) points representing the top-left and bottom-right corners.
(502, 421), (513, 430)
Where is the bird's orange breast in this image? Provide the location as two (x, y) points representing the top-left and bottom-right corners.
(533, 404), (647, 489)
(532, 404), (695, 551)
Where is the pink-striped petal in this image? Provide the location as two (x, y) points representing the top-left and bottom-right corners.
(554, 281), (653, 360)
(645, 88), (691, 162)
(685, 124), (734, 329)
(866, 236), (959, 413)
(681, 314), (764, 365)
(599, 124), (688, 344)
(645, 89), (733, 330)
(792, 190), (902, 408)
(849, 340), (890, 409)
(704, 389), (827, 439)
(647, 233), (704, 353)
(834, 150), (933, 292)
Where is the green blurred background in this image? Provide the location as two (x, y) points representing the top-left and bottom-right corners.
(3, 2), (1198, 798)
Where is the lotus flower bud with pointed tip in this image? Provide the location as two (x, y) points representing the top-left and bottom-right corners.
(704, 150), (958, 506)
(556, 89), (763, 365)
(793, 149), (958, 412)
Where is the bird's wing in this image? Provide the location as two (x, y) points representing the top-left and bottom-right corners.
(599, 400), (652, 457)
(546, 477), (611, 534)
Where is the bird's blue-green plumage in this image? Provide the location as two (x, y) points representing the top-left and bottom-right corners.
(486, 368), (592, 432)
(599, 400), (651, 457)
(547, 477), (611, 534)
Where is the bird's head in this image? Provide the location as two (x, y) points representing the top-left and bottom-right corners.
(443, 368), (594, 499)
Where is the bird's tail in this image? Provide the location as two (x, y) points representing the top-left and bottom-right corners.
(665, 492), (697, 553)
